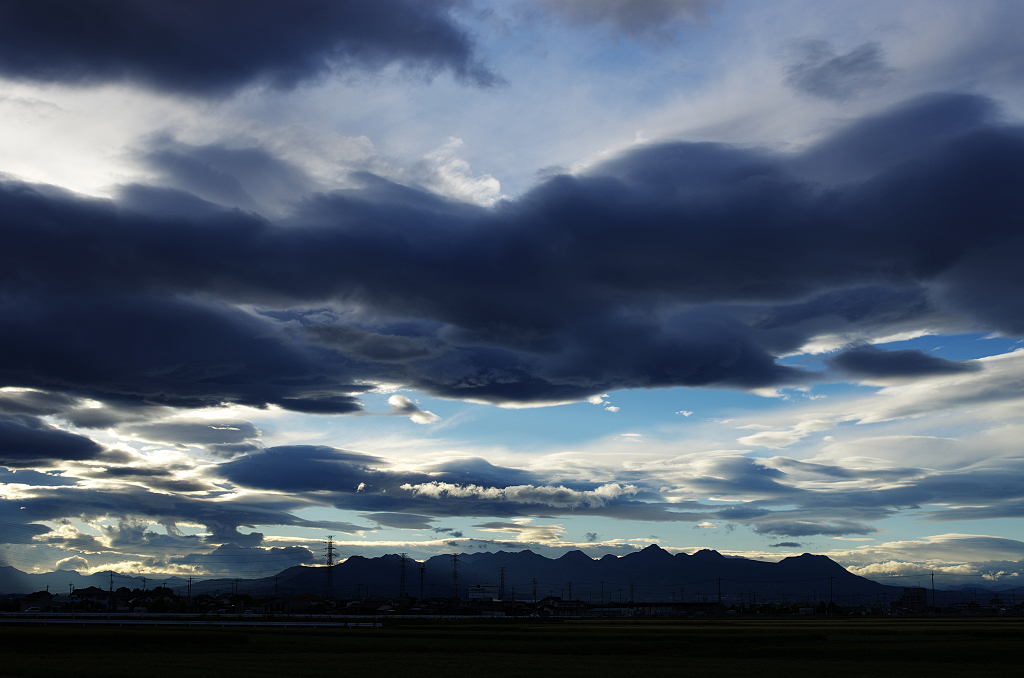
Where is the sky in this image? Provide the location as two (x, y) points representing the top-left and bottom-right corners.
(1, 0), (1023, 589)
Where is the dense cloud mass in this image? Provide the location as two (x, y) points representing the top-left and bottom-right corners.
(828, 345), (980, 379)
(535, 0), (713, 35)
(1, 2), (1022, 585)
(0, 415), (105, 467)
(0, 94), (1021, 415)
(785, 40), (894, 101)
(0, 0), (498, 94)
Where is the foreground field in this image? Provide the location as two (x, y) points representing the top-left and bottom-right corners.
(1, 618), (1021, 677)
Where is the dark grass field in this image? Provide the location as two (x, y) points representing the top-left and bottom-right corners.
(1, 618), (1021, 677)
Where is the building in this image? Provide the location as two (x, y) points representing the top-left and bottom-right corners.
(19, 591), (57, 613)
(897, 587), (929, 612)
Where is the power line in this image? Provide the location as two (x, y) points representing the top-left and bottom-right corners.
(323, 535), (335, 600)
(451, 553), (459, 600)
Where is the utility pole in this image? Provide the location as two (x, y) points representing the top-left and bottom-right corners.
(419, 565), (425, 600)
(630, 583), (634, 602)
(600, 581), (604, 604)
(399, 553), (408, 597)
(188, 576), (193, 605)
(532, 578), (538, 603)
(567, 581), (572, 601)
(499, 567), (506, 601)
(451, 553), (460, 599)
(274, 575), (278, 596)
(109, 571), (113, 593)
(718, 578), (722, 608)
(829, 576), (834, 616)
(931, 571), (936, 610)
(324, 535), (336, 600)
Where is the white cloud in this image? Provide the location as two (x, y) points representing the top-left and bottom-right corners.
(387, 394), (440, 424)
(55, 555), (89, 571)
(400, 481), (638, 508)
(853, 350), (1024, 423)
(828, 534), (1024, 584)
(738, 430), (805, 448)
(416, 137), (505, 206)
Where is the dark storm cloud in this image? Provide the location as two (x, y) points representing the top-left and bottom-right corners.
(216, 446), (388, 494)
(785, 40), (894, 101)
(304, 325), (442, 362)
(789, 93), (995, 184)
(9, 483), (369, 543)
(534, 0), (714, 35)
(217, 446), (544, 504)
(0, 292), (370, 415)
(169, 543), (317, 574)
(829, 344), (980, 379)
(138, 138), (320, 212)
(0, 0), (499, 95)
(361, 512), (435, 530)
(119, 419), (261, 445)
(1, 93), (1023, 416)
(212, 444), (897, 538)
(0, 389), (80, 417)
(753, 520), (878, 538)
(0, 414), (105, 468)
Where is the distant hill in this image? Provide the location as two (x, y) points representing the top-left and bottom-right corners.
(0, 565), (187, 596)
(2, 545), (901, 602)
(270, 545), (899, 602)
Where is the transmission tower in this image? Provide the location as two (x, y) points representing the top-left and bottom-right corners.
(499, 567), (506, 601)
(324, 535), (336, 600)
(419, 565), (425, 600)
(451, 553), (460, 599)
(399, 552), (408, 597)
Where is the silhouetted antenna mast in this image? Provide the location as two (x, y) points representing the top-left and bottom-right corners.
(451, 553), (460, 599)
(109, 571), (113, 592)
(419, 565), (425, 599)
(399, 552), (408, 597)
(499, 567), (506, 601)
(324, 535), (336, 600)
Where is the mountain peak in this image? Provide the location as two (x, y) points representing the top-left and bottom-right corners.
(690, 549), (724, 559)
(632, 543), (672, 559)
